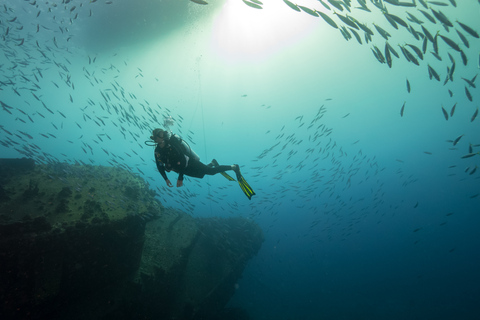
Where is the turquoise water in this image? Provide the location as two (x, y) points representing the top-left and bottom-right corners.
(1, 0), (480, 319)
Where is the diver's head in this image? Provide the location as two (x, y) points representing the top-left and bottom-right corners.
(151, 128), (170, 147)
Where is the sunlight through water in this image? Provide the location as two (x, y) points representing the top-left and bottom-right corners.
(211, 0), (319, 60)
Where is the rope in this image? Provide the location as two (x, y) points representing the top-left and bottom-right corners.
(190, 55), (213, 214)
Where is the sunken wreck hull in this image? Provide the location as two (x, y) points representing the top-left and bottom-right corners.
(0, 159), (263, 320)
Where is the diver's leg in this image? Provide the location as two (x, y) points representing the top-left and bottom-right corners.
(205, 164), (234, 176)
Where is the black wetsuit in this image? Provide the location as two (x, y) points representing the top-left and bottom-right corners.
(155, 135), (232, 182)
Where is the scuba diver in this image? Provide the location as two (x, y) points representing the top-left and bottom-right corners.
(150, 128), (255, 200)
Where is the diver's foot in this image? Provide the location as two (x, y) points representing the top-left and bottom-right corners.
(207, 159), (219, 168)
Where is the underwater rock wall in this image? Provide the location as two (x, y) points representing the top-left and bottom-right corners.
(0, 159), (263, 320)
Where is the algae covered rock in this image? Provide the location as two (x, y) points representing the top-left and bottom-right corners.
(0, 159), (263, 320)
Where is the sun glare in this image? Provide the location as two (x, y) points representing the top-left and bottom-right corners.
(211, 0), (319, 60)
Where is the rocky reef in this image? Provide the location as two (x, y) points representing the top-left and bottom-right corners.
(0, 159), (263, 320)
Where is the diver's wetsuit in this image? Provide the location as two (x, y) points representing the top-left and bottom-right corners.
(154, 135), (232, 182)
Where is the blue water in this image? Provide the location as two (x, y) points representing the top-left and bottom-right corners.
(1, 0), (480, 319)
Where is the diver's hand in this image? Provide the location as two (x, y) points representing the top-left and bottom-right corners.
(177, 179), (183, 187)
(166, 179), (173, 187)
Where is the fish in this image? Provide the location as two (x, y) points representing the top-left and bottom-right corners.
(431, 51), (442, 61)
(190, 0), (208, 4)
(406, 12), (424, 25)
(418, 10), (436, 24)
(456, 21), (479, 38)
(461, 153), (478, 159)
(449, 60), (456, 80)
(450, 103), (456, 116)
(385, 44), (392, 67)
(452, 134), (463, 146)
(406, 43), (423, 60)
(400, 46), (419, 65)
(441, 105), (449, 120)
(400, 101), (405, 117)
(462, 76), (476, 88)
(460, 50), (467, 66)
(317, 11), (338, 29)
(422, 37), (428, 54)
(383, 12), (398, 29)
(326, 0), (344, 11)
(386, 42), (399, 58)
(456, 29), (469, 48)
(242, 0), (262, 9)
(374, 24), (391, 40)
(428, 64), (440, 81)
(386, 13), (408, 28)
(433, 33), (439, 54)
(438, 34), (461, 52)
(283, 0), (300, 12)
(431, 9), (453, 27)
(471, 108), (478, 122)
(350, 28), (362, 44)
(335, 13), (358, 29)
(465, 87), (472, 101)
(298, 5), (318, 17)
(356, 0), (370, 12)
(427, 1), (449, 5)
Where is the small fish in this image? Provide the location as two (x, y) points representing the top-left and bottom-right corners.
(317, 11), (338, 29)
(283, 0), (300, 12)
(428, 64), (440, 81)
(450, 103), (456, 117)
(400, 101), (405, 117)
(429, 1), (449, 6)
(439, 34), (461, 52)
(385, 43), (392, 67)
(460, 50), (468, 66)
(190, 0), (208, 5)
(441, 105), (449, 120)
(471, 108), (478, 122)
(461, 152), (479, 159)
(419, 9), (436, 24)
(406, 79), (411, 93)
(452, 134), (464, 146)
(469, 166), (477, 175)
(456, 29), (469, 48)
(431, 9), (453, 27)
(298, 5), (318, 17)
(456, 21), (479, 38)
(465, 87), (473, 101)
(462, 77), (476, 88)
(242, 0), (262, 9)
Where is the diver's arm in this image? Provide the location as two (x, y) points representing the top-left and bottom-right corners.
(158, 165), (173, 187)
(176, 172), (184, 187)
(155, 156), (173, 187)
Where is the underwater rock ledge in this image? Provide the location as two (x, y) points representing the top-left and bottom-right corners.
(0, 159), (263, 320)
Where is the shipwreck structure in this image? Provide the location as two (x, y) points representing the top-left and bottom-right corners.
(0, 159), (263, 320)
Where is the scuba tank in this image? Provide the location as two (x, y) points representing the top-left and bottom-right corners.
(171, 133), (200, 162)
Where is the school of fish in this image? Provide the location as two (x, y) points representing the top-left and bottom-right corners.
(0, 0), (479, 244)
